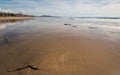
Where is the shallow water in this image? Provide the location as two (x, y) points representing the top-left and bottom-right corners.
(0, 17), (120, 75)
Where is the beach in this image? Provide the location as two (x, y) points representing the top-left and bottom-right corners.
(0, 17), (120, 75)
(0, 17), (34, 24)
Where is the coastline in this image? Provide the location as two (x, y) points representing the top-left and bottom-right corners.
(0, 17), (35, 24)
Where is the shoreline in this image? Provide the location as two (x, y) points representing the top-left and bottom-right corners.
(0, 17), (35, 24)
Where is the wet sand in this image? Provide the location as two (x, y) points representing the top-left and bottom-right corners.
(0, 17), (34, 24)
(0, 18), (120, 75)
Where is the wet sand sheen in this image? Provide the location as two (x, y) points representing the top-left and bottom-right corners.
(1, 35), (120, 75)
(0, 18), (120, 75)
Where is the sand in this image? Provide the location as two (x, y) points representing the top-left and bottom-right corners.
(0, 17), (34, 24)
(0, 18), (120, 75)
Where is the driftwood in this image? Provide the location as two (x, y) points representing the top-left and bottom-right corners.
(7, 65), (39, 72)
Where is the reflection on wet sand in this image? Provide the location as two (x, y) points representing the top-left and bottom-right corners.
(0, 18), (120, 75)
(0, 19), (29, 30)
(0, 24), (6, 30)
(0, 17), (33, 24)
(0, 37), (8, 46)
(0, 19), (29, 46)
(0, 31), (20, 46)
(0, 19), (21, 24)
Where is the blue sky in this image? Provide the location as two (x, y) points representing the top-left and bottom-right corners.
(0, 0), (120, 17)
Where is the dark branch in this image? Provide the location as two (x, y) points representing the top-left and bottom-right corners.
(7, 65), (39, 72)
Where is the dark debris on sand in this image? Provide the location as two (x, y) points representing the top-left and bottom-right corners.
(64, 23), (72, 26)
(7, 65), (40, 72)
(64, 23), (77, 28)
(88, 26), (97, 29)
(72, 26), (77, 27)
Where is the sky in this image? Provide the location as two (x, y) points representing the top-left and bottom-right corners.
(0, 0), (120, 17)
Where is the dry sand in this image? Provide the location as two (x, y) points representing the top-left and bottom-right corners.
(0, 18), (120, 75)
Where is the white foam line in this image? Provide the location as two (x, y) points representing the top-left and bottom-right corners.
(97, 25), (120, 29)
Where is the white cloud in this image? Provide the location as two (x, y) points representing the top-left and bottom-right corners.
(1, 0), (120, 17)
(18, 10), (25, 14)
(98, 3), (120, 16)
(37, 0), (120, 17)
(0, 8), (14, 13)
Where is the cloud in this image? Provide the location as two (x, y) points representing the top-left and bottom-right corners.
(0, 8), (26, 14)
(40, 0), (120, 17)
(18, 10), (25, 14)
(0, 8), (14, 13)
(26, 0), (117, 17)
(0, 0), (120, 17)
